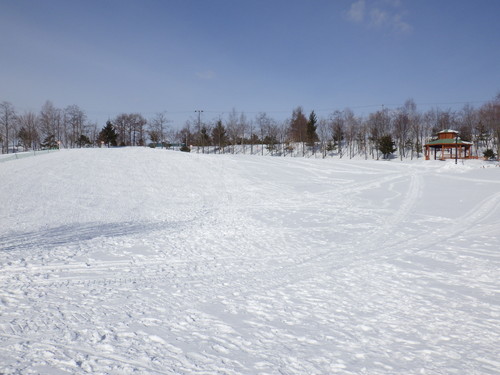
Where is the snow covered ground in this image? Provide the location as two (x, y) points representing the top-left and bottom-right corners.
(0, 148), (499, 375)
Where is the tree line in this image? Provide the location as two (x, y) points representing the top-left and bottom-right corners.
(1, 96), (499, 160)
(170, 97), (500, 160)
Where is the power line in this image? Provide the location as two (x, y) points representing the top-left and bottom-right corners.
(8, 98), (495, 124)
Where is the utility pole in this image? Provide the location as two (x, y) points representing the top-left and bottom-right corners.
(195, 110), (203, 153)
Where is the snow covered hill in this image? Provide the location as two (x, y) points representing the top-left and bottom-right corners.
(1, 148), (499, 374)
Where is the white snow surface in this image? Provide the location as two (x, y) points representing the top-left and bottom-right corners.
(1, 148), (499, 375)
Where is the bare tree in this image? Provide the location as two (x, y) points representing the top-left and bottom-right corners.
(344, 109), (360, 159)
(423, 107), (457, 142)
(239, 112), (249, 154)
(357, 119), (369, 160)
(193, 110), (204, 152)
(64, 105), (86, 148)
(367, 108), (391, 159)
(479, 95), (500, 160)
(255, 112), (274, 156)
(458, 104), (479, 155)
(265, 119), (280, 156)
(393, 110), (410, 160)
(277, 120), (290, 156)
(0, 101), (17, 153)
(317, 117), (331, 158)
(177, 119), (194, 150)
(112, 113), (147, 146)
(17, 111), (39, 150)
(436, 108), (455, 132)
(114, 114), (128, 146)
(330, 110), (344, 158)
(149, 112), (170, 147)
(247, 118), (258, 155)
(226, 108), (240, 154)
(87, 121), (99, 146)
(402, 99), (423, 159)
(422, 109), (438, 143)
(475, 117), (491, 151)
(129, 113), (147, 146)
(38, 101), (67, 147)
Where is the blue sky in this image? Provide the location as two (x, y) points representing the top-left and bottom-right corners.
(1, 0), (499, 127)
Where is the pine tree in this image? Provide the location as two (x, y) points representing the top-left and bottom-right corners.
(483, 149), (495, 160)
(99, 121), (118, 147)
(211, 120), (227, 152)
(306, 110), (318, 147)
(76, 134), (91, 147)
(41, 134), (58, 149)
(378, 135), (397, 159)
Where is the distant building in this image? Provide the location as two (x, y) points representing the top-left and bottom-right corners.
(424, 129), (474, 160)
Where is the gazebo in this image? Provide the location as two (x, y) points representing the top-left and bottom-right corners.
(424, 129), (473, 161)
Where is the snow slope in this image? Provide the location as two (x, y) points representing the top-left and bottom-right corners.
(0, 148), (499, 374)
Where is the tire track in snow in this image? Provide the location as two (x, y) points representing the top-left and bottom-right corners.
(2, 155), (498, 374)
(369, 188), (500, 259)
(360, 171), (423, 249)
(3, 170), (496, 339)
(191, 172), (499, 305)
(407, 190), (500, 252)
(125, 172), (424, 306)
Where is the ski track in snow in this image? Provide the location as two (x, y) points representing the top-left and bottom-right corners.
(0, 148), (499, 375)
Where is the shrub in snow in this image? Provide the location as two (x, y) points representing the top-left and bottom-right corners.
(483, 149), (496, 160)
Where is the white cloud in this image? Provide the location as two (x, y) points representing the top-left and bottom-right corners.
(346, 0), (365, 23)
(370, 8), (389, 27)
(346, 0), (412, 34)
(393, 14), (413, 33)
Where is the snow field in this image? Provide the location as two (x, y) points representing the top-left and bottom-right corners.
(0, 148), (499, 374)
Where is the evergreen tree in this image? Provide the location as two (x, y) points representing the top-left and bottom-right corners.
(41, 134), (58, 149)
(266, 134), (280, 155)
(180, 144), (191, 152)
(99, 121), (118, 147)
(211, 120), (227, 152)
(483, 149), (495, 160)
(306, 110), (319, 147)
(378, 135), (397, 159)
(76, 134), (91, 147)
